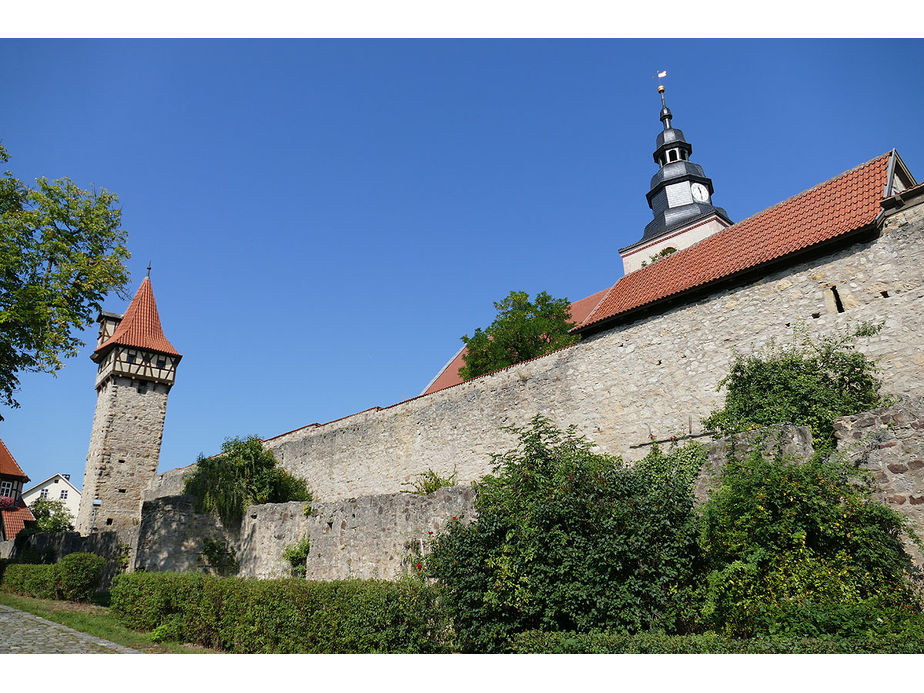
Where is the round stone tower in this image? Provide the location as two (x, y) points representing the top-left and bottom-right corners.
(75, 274), (182, 535)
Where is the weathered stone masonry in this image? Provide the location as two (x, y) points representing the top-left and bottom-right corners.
(259, 202), (924, 504)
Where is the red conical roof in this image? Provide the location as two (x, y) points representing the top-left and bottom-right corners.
(94, 277), (181, 358)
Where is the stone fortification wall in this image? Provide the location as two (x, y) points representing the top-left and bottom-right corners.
(9, 528), (137, 589)
(303, 485), (474, 581)
(260, 203), (924, 503)
(836, 398), (924, 566)
(0, 540), (14, 559)
(132, 486), (474, 580)
(134, 495), (231, 573)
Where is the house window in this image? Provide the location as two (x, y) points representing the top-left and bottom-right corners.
(126, 353), (135, 364)
(59, 490), (68, 500)
(156, 358), (166, 369)
(40, 488), (49, 499)
(0, 480), (12, 497)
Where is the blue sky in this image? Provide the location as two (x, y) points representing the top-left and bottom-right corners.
(2, 39), (923, 490)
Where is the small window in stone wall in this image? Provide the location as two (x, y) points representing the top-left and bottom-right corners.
(829, 286), (845, 313)
(118, 489), (126, 493)
(106, 518), (113, 526)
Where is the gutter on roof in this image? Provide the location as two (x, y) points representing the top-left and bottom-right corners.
(575, 222), (881, 338)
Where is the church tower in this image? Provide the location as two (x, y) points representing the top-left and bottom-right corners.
(619, 85), (733, 274)
(75, 274), (182, 535)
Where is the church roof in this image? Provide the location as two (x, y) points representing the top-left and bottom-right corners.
(578, 151), (893, 332)
(94, 277), (181, 358)
(421, 286), (610, 395)
(0, 437), (29, 481)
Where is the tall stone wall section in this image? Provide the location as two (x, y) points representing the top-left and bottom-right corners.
(261, 203), (924, 503)
(76, 375), (171, 534)
(835, 398), (924, 566)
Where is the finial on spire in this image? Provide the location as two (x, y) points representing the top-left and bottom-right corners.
(146, 261), (151, 278)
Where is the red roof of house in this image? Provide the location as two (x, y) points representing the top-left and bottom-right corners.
(421, 286), (610, 395)
(578, 152), (892, 331)
(0, 437), (29, 481)
(0, 498), (35, 541)
(95, 277), (181, 358)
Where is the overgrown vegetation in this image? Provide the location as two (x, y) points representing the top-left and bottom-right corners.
(110, 571), (452, 653)
(401, 467), (457, 495)
(1, 552), (105, 602)
(28, 498), (75, 533)
(184, 436), (312, 526)
(426, 416), (708, 652)
(459, 290), (578, 381)
(282, 537), (311, 578)
(198, 539), (238, 577)
(640, 245), (677, 267)
(702, 324), (888, 452)
(699, 442), (922, 638)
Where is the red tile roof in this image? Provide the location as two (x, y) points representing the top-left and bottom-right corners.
(95, 277), (181, 358)
(0, 437), (29, 481)
(421, 287), (610, 395)
(0, 498), (35, 541)
(578, 152), (892, 331)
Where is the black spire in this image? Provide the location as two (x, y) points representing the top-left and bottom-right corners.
(635, 85), (730, 245)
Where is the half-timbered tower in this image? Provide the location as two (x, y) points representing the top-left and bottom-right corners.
(75, 274), (182, 534)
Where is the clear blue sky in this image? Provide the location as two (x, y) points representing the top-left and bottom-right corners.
(2, 39), (923, 490)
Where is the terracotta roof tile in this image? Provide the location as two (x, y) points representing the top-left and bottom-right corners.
(578, 152), (893, 331)
(95, 277), (181, 358)
(421, 286), (611, 395)
(0, 498), (35, 540)
(0, 437), (29, 481)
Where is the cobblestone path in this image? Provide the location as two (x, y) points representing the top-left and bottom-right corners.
(0, 604), (140, 653)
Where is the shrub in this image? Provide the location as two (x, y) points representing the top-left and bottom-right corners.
(184, 436), (312, 526)
(401, 467), (457, 495)
(0, 552), (106, 602)
(56, 552), (106, 601)
(698, 444), (923, 637)
(110, 572), (452, 653)
(1, 563), (58, 599)
(702, 324), (887, 452)
(509, 628), (924, 654)
(282, 537), (311, 578)
(426, 416), (707, 652)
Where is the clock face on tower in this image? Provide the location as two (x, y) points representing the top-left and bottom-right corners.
(691, 182), (709, 203)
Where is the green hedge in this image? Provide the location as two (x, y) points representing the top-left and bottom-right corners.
(0, 553), (106, 602)
(110, 572), (453, 653)
(509, 629), (924, 654)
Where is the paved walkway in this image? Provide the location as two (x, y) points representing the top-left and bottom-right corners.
(0, 604), (140, 653)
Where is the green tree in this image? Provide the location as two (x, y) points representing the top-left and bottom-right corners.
(699, 444), (922, 637)
(458, 291), (578, 381)
(426, 416), (706, 652)
(28, 498), (75, 532)
(0, 143), (130, 417)
(184, 436), (312, 526)
(702, 324), (886, 452)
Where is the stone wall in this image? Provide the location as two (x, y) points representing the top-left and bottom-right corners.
(134, 495), (233, 573)
(835, 397), (924, 566)
(251, 202), (924, 504)
(0, 540), (14, 560)
(9, 528), (137, 589)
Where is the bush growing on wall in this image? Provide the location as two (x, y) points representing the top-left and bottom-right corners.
(426, 416), (707, 652)
(702, 324), (887, 452)
(698, 443), (923, 638)
(184, 436), (312, 526)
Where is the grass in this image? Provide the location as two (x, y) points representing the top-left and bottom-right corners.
(0, 591), (219, 654)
